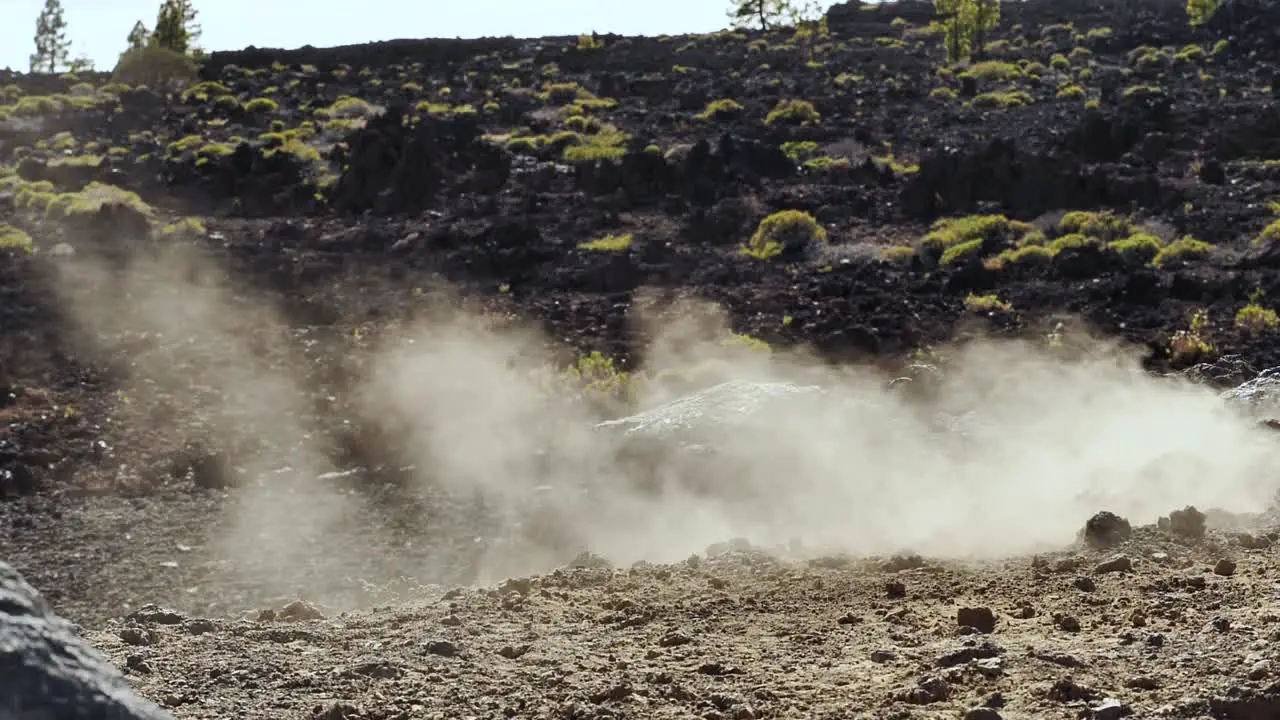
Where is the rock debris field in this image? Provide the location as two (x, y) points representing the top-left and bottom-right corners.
(8, 0), (1280, 717)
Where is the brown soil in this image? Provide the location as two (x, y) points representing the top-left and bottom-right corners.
(6, 0), (1280, 717)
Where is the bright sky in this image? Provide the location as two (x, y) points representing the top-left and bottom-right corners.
(0, 1), (842, 73)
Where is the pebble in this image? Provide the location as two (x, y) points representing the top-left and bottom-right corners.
(957, 606), (997, 634)
(1094, 555), (1133, 574)
(1214, 558), (1237, 577)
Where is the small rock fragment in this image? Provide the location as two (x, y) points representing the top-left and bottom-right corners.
(1214, 558), (1237, 577)
(1082, 511), (1132, 548)
(658, 630), (693, 647)
(1092, 698), (1132, 720)
(1074, 576), (1097, 592)
(278, 600), (325, 622)
(1094, 555), (1133, 574)
(1237, 532), (1272, 550)
(119, 627), (157, 647)
(425, 639), (458, 657)
(1161, 506), (1206, 539)
(1126, 676), (1160, 690)
(964, 708), (1003, 720)
(1249, 660), (1272, 680)
(957, 606), (997, 634)
(1054, 613), (1081, 632)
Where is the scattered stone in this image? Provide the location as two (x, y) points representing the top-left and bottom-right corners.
(936, 641), (1001, 668)
(881, 553), (927, 572)
(497, 644), (529, 659)
(1074, 576), (1097, 592)
(1047, 676), (1100, 703)
(1013, 603), (1036, 619)
(1211, 616), (1231, 632)
(870, 649), (896, 663)
(957, 606), (997, 634)
(126, 604), (187, 625)
(425, 639), (459, 657)
(1092, 697), (1132, 719)
(974, 657), (1004, 678)
(1033, 649), (1086, 668)
(1237, 532), (1272, 550)
(963, 708), (1003, 720)
(1126, 676), (1160, 690)
(1160, 506), (1207, 539)
(658, 630), (693, 647)
(0, 561), (173, 719)
(1249, 660), (1273, 681)
(186, 619), (216, 635)
(1082, 511), (1132, 548)
(119, 626), (158, 647)
(885, 580), (906, 598)
(1094, 555), (1133, 574)
(279, 600), (325, 622)
(1214, 558), (1238, 577)
(1054, 613), (1082, 632)
(899, 675), (950, 704)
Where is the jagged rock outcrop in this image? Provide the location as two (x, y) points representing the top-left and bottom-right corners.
(0, 560), (173, 720)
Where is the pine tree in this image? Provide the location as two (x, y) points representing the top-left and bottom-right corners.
(970, 0), (1001, 60)
(29, 0), (71, 74)
(934, 0), (1001, 63)
(127, 20), (150, 51)
(727, 0), (792, 31)
(151, 0), (201, 55)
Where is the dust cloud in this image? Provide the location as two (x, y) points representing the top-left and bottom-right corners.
(46, 242), (1280, 608)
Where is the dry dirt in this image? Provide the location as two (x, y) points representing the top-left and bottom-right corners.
(71, 516), (1280, 720)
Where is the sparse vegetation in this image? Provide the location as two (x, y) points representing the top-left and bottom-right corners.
(744, 209), (826, 259)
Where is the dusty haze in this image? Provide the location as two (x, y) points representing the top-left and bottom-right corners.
(45, 243), (1280, 609)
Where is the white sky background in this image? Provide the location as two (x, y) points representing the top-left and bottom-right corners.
(0, 1), (843, 72)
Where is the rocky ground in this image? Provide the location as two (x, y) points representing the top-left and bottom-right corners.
(7, 0), (1280, 716)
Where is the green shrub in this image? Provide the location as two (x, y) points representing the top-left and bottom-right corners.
(578, 233), (633, 252)
(1254, 219), (1280, 247)
(958, 60), (1022, 82)
(696, 98), (744, 121)
(244, 97), (279, 113)
(744, 210), (826, 258)
(1107, 232), (1162, 262)
(764, 99), (820, 125)
(0, 224), (33, 253)
(1236, 303), (1280, 334)
(972, 90), (1033, 108)
(1152, 236), (1214, 267)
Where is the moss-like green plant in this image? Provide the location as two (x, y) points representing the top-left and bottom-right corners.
(1152, 236), (1214, 267)
(0, 224), (33, 253)
(764, 99), (820, 126)
(744, 210), (826, 259)
(696, 98), (744, 121)
(244, 97), (279, 113)
(578, 233), (633, 252)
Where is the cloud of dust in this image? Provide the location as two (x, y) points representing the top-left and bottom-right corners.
(48, 241), (1280, 601)
(49, 244), (357, 600)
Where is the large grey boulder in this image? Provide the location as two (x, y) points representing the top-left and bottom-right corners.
(0, 561), (172, 720)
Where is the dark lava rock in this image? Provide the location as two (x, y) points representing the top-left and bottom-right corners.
(1160, 506), (1207, 540)
(1081, 511), (1132, 549)
(957, 606), (997, 634)
(0, 560), (173, 719)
